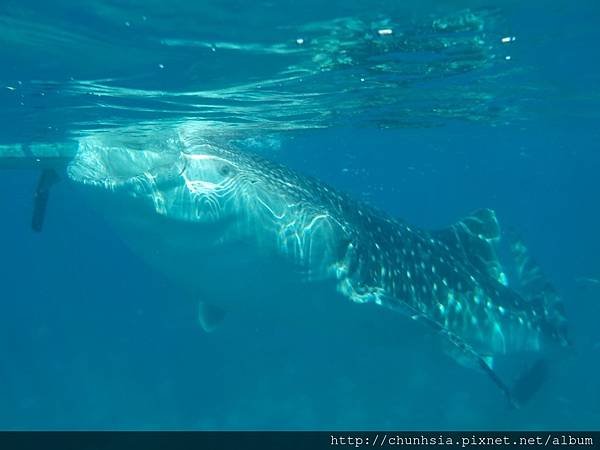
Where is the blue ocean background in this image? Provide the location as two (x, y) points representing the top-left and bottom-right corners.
(0, 0), (599, 429)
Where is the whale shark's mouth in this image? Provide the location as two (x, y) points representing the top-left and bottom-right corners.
(67, 135), (186, 192)
(67, 135), (247, 224)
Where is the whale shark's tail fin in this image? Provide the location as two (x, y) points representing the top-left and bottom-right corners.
(499, 230), (571, 407)
(510, 358), (550, 407)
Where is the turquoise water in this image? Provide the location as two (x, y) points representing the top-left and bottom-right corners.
(0, 0), (599, 429)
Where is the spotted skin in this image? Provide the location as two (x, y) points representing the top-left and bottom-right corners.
(155, 146), (569, 360)
(329, 204), (565, 358)
(64, 139), (568, 404)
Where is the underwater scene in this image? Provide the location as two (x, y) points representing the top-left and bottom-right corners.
(0, 0), (599, 430)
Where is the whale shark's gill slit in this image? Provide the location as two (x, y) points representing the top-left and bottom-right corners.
(202, 178), (240, 220)
(187, 187), (221, 220)
(203, 193), (221, 219)
(255, 193), (286, 220)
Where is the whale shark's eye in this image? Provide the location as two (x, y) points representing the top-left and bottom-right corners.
(218, 163), (233, 177)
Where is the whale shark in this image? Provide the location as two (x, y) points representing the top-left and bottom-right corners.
(0, 132), (569, 406)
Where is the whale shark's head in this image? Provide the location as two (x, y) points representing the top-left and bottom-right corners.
(67, 134), (284, 226)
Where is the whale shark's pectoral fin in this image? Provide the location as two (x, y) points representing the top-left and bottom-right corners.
(32, 169), (60, 232)
(406, 299), (548, 408)
(197, 301), (227, 333)
(427, 317), (518, 408)
(390, 298), (518, 408)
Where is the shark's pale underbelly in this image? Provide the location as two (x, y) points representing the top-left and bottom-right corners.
(80, 186), (337, 317)
(96, 193), (426, 346)
(76, 190), (425, 352)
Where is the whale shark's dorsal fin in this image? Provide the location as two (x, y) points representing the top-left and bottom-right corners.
(432, 208), (506, 285)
